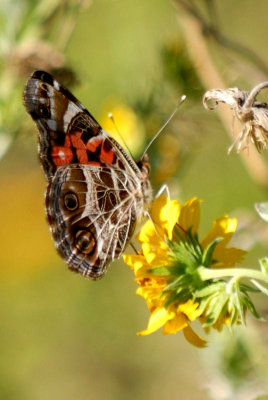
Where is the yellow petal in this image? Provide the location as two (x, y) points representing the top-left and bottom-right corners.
(211, 315), (231, 331)
(212, 247), (247, 268)
(136, 276), (167, 293)
(183, 325), (207, 348)
(151, 196), (181, 239)
(151, 195), (169, 219)
(201, 215), (247, 267)
(201, 216), (237, 249)
(178, 300), (202, 321)
(220, 217), (237, 234)
(163, 312), (188, 334)
(137, 307), (174, 336)
(136, 285), (164, 302)
(123, 254), (145, 272)
(137, 220), (161, 243)
(134, 264), (153, 278)
(141, 242), (169, 266)
(179, 198), (201, 234)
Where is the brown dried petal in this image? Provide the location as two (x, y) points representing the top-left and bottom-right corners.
(203, 83), (268, 152)
(203, 87), (248, 111)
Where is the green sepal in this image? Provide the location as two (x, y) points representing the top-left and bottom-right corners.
(164, 289), (191, 308)
(167, 230), (203, 269)
(201, 292), (229, 327)
(163, 274), (192, 292)
(259, 257), (268, 274)
(251, 280), (268, 296)
(163, 291), (181, 308)
(239, 290), (264, 321)
(233, 282), (246, 325)
(239, 283), (260, 293)
(201, 237), (222, 268)
(195, 281), (226, 298)
(198, 293), (217, 315)
(229, 303), (238, 326)
(162, 276), (182, 292)
(148, 265), (183, 276)
(168, 242), (199, 268)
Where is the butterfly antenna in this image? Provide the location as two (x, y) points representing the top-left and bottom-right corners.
(108, 113), (133, 157)
(141, 94), (186, 158)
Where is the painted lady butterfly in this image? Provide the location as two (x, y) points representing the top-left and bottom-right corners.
(23, 71), (152, 280)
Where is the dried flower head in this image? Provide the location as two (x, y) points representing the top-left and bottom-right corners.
(203, 82), (268, 153)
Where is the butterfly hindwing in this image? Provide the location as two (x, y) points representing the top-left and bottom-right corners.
(46, 164), (140, 279)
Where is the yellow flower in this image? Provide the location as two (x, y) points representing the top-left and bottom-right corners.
(123, 195), (247, 347)
(99, 100), (145, 157)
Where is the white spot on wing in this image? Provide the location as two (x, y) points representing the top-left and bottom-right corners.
(63, 101), (79, 130)
(53, 80), (60, 91)
(58, 150), (66, 160)
(47, 119), (58, 130)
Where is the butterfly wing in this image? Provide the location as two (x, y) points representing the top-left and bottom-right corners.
(23, 70), (151, 279)
(46, 164), (142, 279)
(23, 70), (143, 181)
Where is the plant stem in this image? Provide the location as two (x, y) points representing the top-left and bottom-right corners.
(243, 81), (268, 110)
(198, 266), (268, 284)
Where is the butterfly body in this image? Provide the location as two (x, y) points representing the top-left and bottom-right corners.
(24, 71), (152, 279)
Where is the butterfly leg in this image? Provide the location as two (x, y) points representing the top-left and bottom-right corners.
(129, 241), (139, 254)
(143, 210), (165, 240)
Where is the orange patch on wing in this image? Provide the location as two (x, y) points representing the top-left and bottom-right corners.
(76, 149), (89, 163)
(87, 161), (101, 166)
(51, 146), (74, 165)
(87, 137), (102, 152)
(64, 135), (71, 147)
(70, 134), (86, 150)
(100, 146), (115, 164)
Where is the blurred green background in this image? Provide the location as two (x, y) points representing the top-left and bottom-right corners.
(0, 0), (268, 399)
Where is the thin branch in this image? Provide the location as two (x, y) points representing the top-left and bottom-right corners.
(175, 0), (268, 76)
(177, 8), (268, 188)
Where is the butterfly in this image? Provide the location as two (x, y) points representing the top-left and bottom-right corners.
(23, 70), (152, 280)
